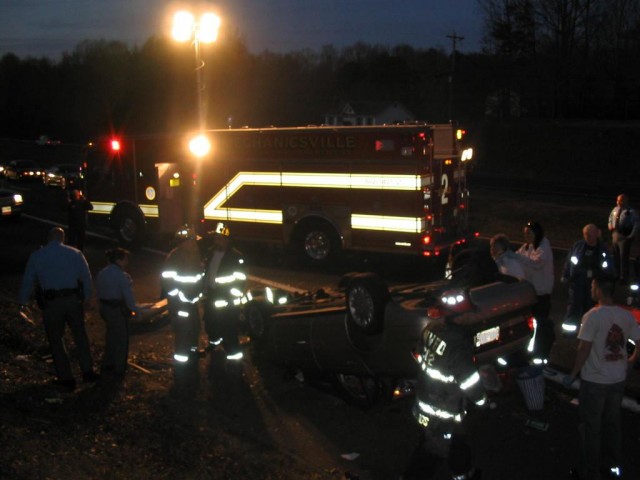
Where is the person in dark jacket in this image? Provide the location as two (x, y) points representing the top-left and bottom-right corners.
(402, 295), (487, 480)
(561, 224), (615, 335)
(201, 222), (247, 362)
(67, 188), (93, 251)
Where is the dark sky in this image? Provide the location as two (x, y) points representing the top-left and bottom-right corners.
(0, 1), (485, 59)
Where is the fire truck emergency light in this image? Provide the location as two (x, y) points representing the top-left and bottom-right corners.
(111, 139), (121, 152)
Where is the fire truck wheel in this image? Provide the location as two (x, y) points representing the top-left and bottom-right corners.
(298, 222), (340, 262)
(346, 273), (389, 335)
(113, 208), (143, 245)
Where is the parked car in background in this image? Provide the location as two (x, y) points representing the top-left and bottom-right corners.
(0, 161), (9, 179)
(0, 187), (24, 219)
(44, 163), (82, 190)
(4, 160), (45, 182)
(36, 135), (62, 146)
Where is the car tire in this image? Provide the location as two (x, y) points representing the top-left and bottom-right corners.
(346, 273), (389, 335)
(244, 300), (273, 346)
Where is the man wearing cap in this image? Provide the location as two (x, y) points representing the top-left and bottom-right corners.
(202, 222), (247, 362)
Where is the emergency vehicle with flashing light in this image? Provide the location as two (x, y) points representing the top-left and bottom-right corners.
(83, 124), (474, 262)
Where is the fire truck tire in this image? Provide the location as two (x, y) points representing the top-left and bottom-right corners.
(297, 221), (341, 262)
(345, 273), (389, 335)
(113, 208), (144, 246)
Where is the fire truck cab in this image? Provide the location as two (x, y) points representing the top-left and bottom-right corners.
(85, 124), (473, 261)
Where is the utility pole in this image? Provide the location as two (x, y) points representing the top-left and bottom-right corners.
(446, 32), (464, 122)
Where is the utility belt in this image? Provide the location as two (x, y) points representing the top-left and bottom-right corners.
(99, 298), (132, 317)
(43, 288), (80, 300)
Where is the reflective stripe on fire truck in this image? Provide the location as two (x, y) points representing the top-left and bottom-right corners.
(91, 201), (159, 218)
(202, 171), (432, 234)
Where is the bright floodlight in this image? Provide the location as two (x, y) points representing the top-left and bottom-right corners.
(172, 11), (195, 42)
(189, 134), (211, 158)
(198, 13), (221, 43)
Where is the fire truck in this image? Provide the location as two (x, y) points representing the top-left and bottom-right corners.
(84, 124), (474, 261)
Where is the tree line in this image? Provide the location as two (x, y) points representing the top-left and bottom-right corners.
(1, 0), (639, 143)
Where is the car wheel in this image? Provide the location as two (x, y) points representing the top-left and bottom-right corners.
(244, 301), (273, 346)
(346, 273), (389, 335)
(330, 373), (388, 409)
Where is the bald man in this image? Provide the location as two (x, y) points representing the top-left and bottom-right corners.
(561, 224), (615, 335)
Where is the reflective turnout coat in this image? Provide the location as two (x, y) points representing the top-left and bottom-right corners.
(161, 239), (204, 361)
(203, 245), (246, 358)
(413, 320), (486, 432)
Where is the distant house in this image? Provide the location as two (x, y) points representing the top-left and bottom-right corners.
(323, 101), (415, 126)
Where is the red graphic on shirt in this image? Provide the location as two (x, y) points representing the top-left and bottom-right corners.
(604, 324), (625, 362)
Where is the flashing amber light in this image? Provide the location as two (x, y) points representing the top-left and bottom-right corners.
(445, 159), (452, 165)
(111, 139), (121, 152)
(456, 129), (466, 140)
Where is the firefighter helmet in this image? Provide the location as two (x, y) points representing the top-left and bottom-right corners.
(175, 224), (197, 241)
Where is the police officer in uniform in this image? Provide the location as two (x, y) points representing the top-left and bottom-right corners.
(96, 247), (141, 377)
(608, 193), (640, 284)
(403, 291), (486, 480)
(202, 222), (247, 362)
(18, 227), (99, 390)
(161, 225), (204, 366)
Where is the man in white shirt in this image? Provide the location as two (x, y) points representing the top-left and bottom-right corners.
(565, 276), (640, 480)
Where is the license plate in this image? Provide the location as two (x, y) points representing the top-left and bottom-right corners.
(475, 326), (500, 347)
(1, 206), (10, 215)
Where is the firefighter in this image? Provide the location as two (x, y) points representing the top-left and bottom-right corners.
(202, 222), (247, 362)
(161, 225), (204, 366)
(402, 291), (486, 480)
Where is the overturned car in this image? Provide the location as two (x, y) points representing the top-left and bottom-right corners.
(244, 267), (539, 406)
